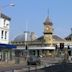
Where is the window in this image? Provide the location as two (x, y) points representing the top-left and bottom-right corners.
(6, 24), (9, 26)
(1, 30), (4, 39)
(5, 31), (7, 39)
(4, 19), (6, 26)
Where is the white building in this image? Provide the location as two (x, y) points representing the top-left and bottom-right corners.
(0, 13), (11, 44)
(0, 13), (16, 62)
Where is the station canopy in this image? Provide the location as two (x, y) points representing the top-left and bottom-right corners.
(0, 43), (16, 49)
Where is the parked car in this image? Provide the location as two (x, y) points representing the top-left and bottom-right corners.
(27, 55), (41, 65)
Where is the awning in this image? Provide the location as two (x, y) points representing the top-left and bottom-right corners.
(16, 46), (55, 50)
(29, 46), (55, 50)
(0, 43), (16, 49)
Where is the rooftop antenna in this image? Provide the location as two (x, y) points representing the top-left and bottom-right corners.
(71, 28), (72, 34)
(26, 21), (28, 32)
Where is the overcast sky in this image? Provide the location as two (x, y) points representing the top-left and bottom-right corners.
(0, 0), (72, 40)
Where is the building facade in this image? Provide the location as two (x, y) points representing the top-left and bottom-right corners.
(0, 13), (16, 62)
(0, 13), (10, 44)
(12, 16), (72, 57)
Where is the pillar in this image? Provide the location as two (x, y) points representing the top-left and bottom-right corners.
(10, 50), (12, 60)
(2, 50), (5, 61)
(35, 50), (38, 56)
(39, 50), (42, 57)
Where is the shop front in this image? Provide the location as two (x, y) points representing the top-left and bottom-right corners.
(0, 43), (16, 62)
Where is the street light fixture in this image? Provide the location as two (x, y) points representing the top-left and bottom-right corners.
(9, 3), (15, 7)
(0, 3), (15, 18)
(0, 3), (15, 9)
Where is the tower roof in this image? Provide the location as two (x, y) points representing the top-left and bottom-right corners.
(44, 16), (53, 25)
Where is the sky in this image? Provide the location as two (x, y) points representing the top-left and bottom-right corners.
(0, 0), (72, 40)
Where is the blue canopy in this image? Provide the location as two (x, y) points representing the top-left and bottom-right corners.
(0, 43), (16, 49)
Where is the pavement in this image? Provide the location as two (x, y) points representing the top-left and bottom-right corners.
(0, 56), (62, 67)
(0, 60), (27, 72)
(0, 57), (51, 71)
(0, 58), (27, 67)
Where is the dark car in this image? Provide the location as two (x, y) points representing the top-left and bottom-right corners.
(27, 55), (41, 65)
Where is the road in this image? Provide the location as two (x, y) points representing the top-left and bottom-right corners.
(0, 63), (54, 72)
(0, 57), (64, 72)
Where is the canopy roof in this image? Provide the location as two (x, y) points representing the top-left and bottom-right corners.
(0, 43), (16, 49)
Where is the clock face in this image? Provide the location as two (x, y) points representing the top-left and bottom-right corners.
(44, 25), (52, 32)
(46, 26), (50, 31)
(46, 27), (49, 30)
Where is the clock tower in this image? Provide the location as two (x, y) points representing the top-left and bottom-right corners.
(44, 16), (53, 46)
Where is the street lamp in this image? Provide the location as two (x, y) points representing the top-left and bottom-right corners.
(9, 3), (15, 7)
(0, 3), (15, 18)
(1, 3), (15, 8)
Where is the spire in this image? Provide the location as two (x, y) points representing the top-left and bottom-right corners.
(44, 9), (53, 25)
